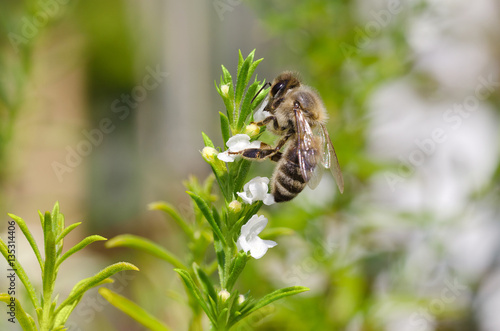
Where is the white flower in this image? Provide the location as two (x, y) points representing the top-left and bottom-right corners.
(237, 215), (277, 259)
(217, 134), (261, 162)
(237, 177), (275, 205)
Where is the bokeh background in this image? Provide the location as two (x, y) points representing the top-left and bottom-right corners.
(1, 0), (500, 330)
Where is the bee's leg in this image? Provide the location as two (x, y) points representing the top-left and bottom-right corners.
(237, 134), (291, 162)
(251, 116), (280, 131)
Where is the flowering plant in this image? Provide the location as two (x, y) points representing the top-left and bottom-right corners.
(0, 202), (137, 331)
(102, 50), (308, 330)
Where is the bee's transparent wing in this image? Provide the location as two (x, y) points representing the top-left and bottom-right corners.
(294, 108), (320, 188)
(318, 124), (344, 193)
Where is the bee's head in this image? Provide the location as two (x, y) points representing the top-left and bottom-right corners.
(265, 72), (301, 113)
(270, 72), (301, 98)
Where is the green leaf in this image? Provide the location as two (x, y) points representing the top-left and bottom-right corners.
(231, 286), (309, 327)
(0, 294), (37, 331)
(0, 239), (40, 309)
(193, 263), (217, 302)
(246, 286), (308, 316)
(56, 222), (81, 243)
(148, 202), (194, 240)
(233, 159), (253, 194)
(99, 288), (173, 331)
(225, 252), (248, 291)
(235, 50), (255, 105)
(202, 131), (215, 148)
(219, 112), (230, 145)
(175, 269), (217, 326)
(186, 192), (226, 245)
(106, 234), (187, 270)
(55, 262), (139, 317)
(56, 235), (107, 268)
(220, 65), (235, 123)
(42, 211), (57, 310)
(237, 77), (261, 130)
(8, 213), (43, 272)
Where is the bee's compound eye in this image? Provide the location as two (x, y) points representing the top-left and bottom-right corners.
(271, 81), (286, 96)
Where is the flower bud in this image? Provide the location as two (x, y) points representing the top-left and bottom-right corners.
(219, 289), (230, 302)
(201, 146), (218, 163)
(228, 200), (242, 213)
(244, 123), (260, 139)
(221, 84), (230, 97)
(238, 294), (245, 305)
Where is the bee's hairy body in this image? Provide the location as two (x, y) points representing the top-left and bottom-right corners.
(238, 71), (344, 202)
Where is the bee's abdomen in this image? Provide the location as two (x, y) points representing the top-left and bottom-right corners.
(272, 158), (306, 203)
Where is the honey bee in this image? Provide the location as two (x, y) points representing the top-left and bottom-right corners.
(239, 71), (344, 202)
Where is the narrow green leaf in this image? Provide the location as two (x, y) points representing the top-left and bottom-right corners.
(56, 222), (81, 243)
(99, 288), (173, 331)
(193, 263), (217, 302)
(175, 269), (217, 326)
(55, 262), (139, 316)
(233, 159), (252, 194)
(219, 112), (230, 145)
(221, 64), (233, 85)
(0, 294), (37, 331)
(106, 234), (187, 270)
(56, 235), (107, 268)
(235, 50), (255, 105)
(8, 213), (43, 272)
(220, 65), (235, 123)
(240, 286), (309, 320)
(0, 239), (40, 309)
(236, 49), (245, 77)
(237, 78), (261, 130)
(38, 210), (44, 228)
(42, 211), (57, 310)
(247, 58), (263, 87)
(226, 252), (249, 291)
(186, 192), (226, 245)
(202, 131), (215, 148)
(149, 202), (194, 240)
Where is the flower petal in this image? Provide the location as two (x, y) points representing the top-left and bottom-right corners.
(263, 194), (275, 205)
(248, 237), (275, 259)
(236, 191), (253, 204)
(241, 215), (268, 236)
(217, 151), (236, 162)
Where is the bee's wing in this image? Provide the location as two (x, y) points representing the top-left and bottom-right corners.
(294, 108), (320, 187)
(318, 124), (344, 193)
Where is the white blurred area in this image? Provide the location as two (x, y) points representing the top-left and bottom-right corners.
(364, 0), (500, 330)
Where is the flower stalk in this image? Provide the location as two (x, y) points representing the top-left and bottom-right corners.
(103, 50), (308, 331)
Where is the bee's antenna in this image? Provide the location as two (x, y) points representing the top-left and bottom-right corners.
(251, 82), (271, 104)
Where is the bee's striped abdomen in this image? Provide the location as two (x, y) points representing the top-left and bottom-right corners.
(271, 146), (307, 202)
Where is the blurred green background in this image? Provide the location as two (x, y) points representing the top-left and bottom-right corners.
(1, 0), (500, 330)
